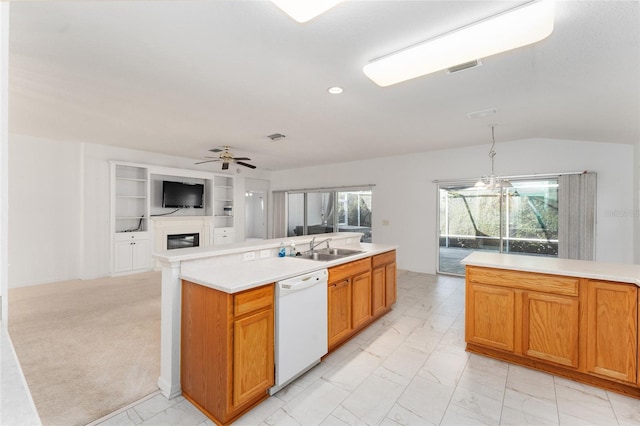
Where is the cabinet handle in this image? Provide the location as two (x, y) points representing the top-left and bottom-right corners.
(331, 280), (349, 288)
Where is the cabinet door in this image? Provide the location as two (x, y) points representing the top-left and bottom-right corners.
(385, 262), (397, 307)
(586, 281), (637, 384)
(466, 283), (515, 352)
(131, 239), (150, 270)
(522, 292), (579, 368)
(328, 279), (352, 348)
(371, 267), (385, 317)
(114, 241), (133, 272)
(352, 272), (372, 330)
(233, 308), (274, 408)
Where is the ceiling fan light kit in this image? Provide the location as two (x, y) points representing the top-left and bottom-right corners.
(270, 0), (345, 23)
(196, 146), (256, 170)
(363, 0), (555, 87)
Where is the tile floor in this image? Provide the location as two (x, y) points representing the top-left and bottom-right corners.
(95, 271), (640, 426)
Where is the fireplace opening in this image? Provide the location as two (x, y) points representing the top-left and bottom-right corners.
(167, 233), (200, 250)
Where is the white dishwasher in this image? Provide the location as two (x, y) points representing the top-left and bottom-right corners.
(271, 268), (328, 395)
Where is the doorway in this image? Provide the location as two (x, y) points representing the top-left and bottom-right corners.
(245, 178), (269, 240)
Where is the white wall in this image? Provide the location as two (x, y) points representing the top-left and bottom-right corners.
(635, 142), (640, 265)
(9, 135), (82, 287)
(9, 136), (271, 286)
(271, 138), (636, 274)
(1, 2), (9, 323)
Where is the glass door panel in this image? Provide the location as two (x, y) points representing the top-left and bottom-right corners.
(287, 193), (304, 237)
(306, 192), (335, 235)
(337, 191), (372, 242)
(438, 179), (559, 275)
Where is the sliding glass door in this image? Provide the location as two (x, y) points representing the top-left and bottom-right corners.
(286, 188), (373, 242)
(438, 178), (558, 275)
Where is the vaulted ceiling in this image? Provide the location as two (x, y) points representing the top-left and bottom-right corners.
(8, 1), (640, 170)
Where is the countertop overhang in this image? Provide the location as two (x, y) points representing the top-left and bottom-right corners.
(462, 252), (640, 286)
(179, 242), (397, 293)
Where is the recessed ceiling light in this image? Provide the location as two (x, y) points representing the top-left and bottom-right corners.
(270, 0), (344, 23)
(327, 86), (344, 95)
(363, 0), (555, 87)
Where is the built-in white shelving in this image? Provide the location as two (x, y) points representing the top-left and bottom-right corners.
(213, 176), (234, 228)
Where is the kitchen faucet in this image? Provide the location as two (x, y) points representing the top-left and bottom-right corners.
(308, 236), (332, 252)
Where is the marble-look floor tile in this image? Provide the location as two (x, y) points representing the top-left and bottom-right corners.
(607, 391), (640, 425)
(394, 375), (455, 424)
(449, 385), (503, 424)
(322, 348), (383, 392)
(502, 388), (559, 424)
(416, 347), (468, 387)
(332, 374), (405, 426)
(139, 398), (207, 426)
(373, 346), (429, 387)
(499, 405), (559, 426)
(439, 402), (499, 426)
(555, 379), (618, 425)
(280, 378), (350, 425)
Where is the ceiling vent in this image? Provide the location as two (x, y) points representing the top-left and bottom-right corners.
(445, 59), (483, 74)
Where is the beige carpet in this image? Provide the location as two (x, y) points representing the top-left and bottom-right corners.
(8, 271), (161, 426)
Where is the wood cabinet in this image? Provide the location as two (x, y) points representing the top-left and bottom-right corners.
(371, 250), (397, 317)
(466, 283), (515, 352)
(522, 291), (579, 368)
(466, 265), (640, 399)
(586, 280), (637, 384)
(181, 281), (274, 425)
(352, 271), (372, 330)
(328, 278), (352, 348)
(327, 257), (378, 350)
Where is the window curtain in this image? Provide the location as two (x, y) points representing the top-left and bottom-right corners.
(272, 191), (287, 238)
(558, 173), (597, 260)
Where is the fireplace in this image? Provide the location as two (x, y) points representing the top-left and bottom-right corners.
(167, 233), (200, 250)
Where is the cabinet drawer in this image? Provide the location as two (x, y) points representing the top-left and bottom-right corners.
(372, 250), (396, 268)
(234, 284), (274, 317)
(467, 266), (578, 296)
(329, 258), (371, 283)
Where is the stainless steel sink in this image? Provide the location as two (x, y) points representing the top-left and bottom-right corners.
(316, 248), (365, 256)
(296, 252), (342, 261)
(294, 247), (365, 261)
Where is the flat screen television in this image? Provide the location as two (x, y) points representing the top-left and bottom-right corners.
(162, 181), (204, 208)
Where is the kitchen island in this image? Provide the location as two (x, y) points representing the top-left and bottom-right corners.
(153, 232), (397, 424)
(462, 251), (640, 398)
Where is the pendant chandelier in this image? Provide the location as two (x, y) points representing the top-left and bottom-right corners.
(475, 125), (512, 190)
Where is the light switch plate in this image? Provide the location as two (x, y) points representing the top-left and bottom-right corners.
(260, 250), (271, 258)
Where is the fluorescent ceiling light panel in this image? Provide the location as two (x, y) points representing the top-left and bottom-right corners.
(363, 0), (555, 87)
(270, 0), (345, 23)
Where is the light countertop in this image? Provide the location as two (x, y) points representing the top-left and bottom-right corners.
(180, 242), (397, 293)
(462, 251), (640, 286)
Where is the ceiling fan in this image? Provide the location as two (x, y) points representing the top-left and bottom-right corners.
(195, 146), (256, 170)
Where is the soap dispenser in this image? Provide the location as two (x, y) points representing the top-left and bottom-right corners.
(290, 242), (296, 256)
(278, 243), (286, 257)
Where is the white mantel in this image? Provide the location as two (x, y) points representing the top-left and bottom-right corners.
(150, 216), (214, 253)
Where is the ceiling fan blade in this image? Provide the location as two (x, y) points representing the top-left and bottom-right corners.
(233, 157), (251, 161)
(222, 162), (229, 170)
(209, 148), (223, 153)
(194, 159), (220, 165)
(237, 161), (256, 169)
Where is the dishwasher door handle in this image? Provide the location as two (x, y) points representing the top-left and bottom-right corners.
(281, 277), (324, 291)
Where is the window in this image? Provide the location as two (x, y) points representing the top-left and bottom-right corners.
(437, 178), (559, 275)
(285, 188), (372, 242)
